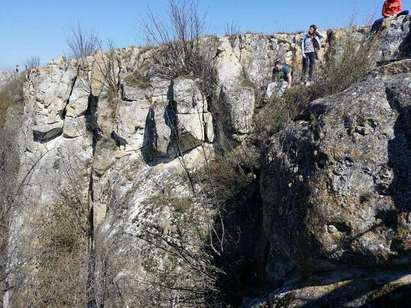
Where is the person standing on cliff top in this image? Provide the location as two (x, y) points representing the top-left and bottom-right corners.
(301, 25), (322, 85)
(372, 0), (409, 32)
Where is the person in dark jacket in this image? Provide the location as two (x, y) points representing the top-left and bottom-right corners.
(301, 25), (323, 84)
(266, 60), (292, 98)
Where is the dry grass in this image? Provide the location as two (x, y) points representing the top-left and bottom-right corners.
(124, 70), (151, 89)
(143, 195), (193, 213)
(15, 199), (89, 308)
(0, 95), (12, 127)
(195, 156), (252, 206)
(0, 75), (24, 127)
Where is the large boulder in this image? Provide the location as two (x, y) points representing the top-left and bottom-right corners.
(261, 60), (411, 272)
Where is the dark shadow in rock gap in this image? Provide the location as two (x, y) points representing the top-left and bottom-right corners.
(399, 18), (411, 58)
(211, 179), (271, 307)
(85, 94), (101, 153)
(297, 82), (411, 308)
(141, 107), (171, 166)
(386, 86), (411, 215)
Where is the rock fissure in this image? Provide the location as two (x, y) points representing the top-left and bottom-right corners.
(61, 67), (80, 120)
(84, 93), (101, 308)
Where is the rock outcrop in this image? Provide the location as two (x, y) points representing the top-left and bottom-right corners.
(262, 59), (411, 271)
(1, 14), (411, 308)
(255, 50), (411, 308)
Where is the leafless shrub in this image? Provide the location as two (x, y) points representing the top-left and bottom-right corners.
(141, 0), (218, 98)
(0, 94), (15, 128)
(137, 4), (256, 303)
(87, 156), (229, 307)
(67, 24), (100, 66)
(225, 21), (242, 36)
(0, 138), (17, 302)
(66, 25), (124, 103)
(7, 153), (92, 306)
(141, 0), (203, 75)
(0, 78), (25, 282)
(124, 70), (151, 89)
(137, 217), (219, 306)
(65, 25), (101, 96)
(195, 155), (251, 207)
(317, 30), (379, 94)
(0, 149), (53, 305)
(95, 41), (122, 100)
(25, 57), (40, 70)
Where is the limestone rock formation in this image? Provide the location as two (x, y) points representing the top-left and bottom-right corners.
(1, 14), (411, 308)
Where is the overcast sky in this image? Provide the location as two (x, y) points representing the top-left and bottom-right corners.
(0, 0), (385, 69)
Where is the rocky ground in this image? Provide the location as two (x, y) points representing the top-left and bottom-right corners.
(0, 15), (410, 308)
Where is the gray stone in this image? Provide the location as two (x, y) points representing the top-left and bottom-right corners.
(63, 116), (86, 138)
(225, 86), (255, 135)
(379, 15), (411, 61)
(173, 77), (206, 114)
(261, 60), (411, 272)
(66, 86), (89, 117)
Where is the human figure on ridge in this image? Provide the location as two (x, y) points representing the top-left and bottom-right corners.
(266, 60), (292, 98)
(372, 0), (409, 32)
(301, 24), (323, 85)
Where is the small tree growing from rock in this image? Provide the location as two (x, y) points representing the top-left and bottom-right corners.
(67, 24), (100, 68)
(141, 0), (218, 99)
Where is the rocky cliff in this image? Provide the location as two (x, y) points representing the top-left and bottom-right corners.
(0, 15), (410, 308)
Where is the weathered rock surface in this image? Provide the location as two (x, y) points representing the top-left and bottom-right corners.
(262, 59), (411, 270)
(379, 15), (411, 61)
(256, 59), (411, 307)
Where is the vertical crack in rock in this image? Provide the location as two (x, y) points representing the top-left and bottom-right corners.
(85, 94), (100, 308)
(86, 169), (97, 308)
(61, 67), (79, 120)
